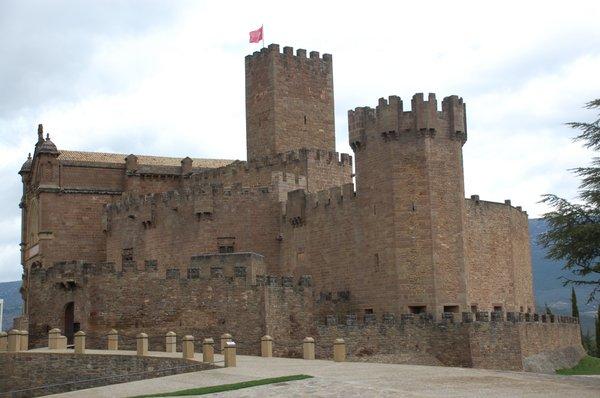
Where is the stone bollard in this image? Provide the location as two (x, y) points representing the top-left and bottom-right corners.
(137, 333), (148, 356)
(166, 331), (177, 353)
(20, 330), (29, 351)
(261, 335), (273, 357)
(48, 328), (61, 349)
(108, 329), (119, 350)
(58, 335), (68, 349)
(333, 338), (346, 362)
(202, 338), (215, 363)
(74, 331), (86, 354)
(0, 331), (7, 351)
(224, 341), (236, 367)
(8, 329), (21, 352)
(220, 333), (232, 351)
(182, 335), (194, 360)
(303, 337), (315, 360)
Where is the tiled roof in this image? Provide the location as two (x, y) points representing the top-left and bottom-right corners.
(57, 150), (235, 169)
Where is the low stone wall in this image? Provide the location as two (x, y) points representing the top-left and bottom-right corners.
(308, 315), (584, 371)
(0, 352), (214, 398)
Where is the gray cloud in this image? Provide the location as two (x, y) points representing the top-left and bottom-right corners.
(0, 0), (184, 118)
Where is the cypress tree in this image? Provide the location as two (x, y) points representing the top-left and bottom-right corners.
(571, 287), (580, 319)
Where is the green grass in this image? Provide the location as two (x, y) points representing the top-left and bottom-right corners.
(556, 356), (600, 375)
(131, 374), (313, 397)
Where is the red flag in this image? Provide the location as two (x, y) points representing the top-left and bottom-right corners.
(249, 26), (263, 43)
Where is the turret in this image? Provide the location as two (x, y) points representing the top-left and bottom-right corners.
(245, 44), (335, 161)
(348, 93), (469, 315)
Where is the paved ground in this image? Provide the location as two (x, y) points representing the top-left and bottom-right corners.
(34, 348), (600, 398)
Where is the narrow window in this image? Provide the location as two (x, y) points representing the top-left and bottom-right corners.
(374, 253), (379, 270)
(219, 245), (234, 253)
(304, 115), (307, 124)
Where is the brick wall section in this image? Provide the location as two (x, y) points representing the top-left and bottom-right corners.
(315, 318), (582, 370)
(245, 44), (335, 161)
(0, 352), (213, 398)
(104, 187), (283, 274)
(188, 149), (352, 195)
(316, 321), (472, 367)
(464, 199), (535, 312)
(25, 258), (310, 353)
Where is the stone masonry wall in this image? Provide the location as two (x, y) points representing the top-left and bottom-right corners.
(26, 257), (312, 353)
(105, 187), (283, 274)
(314, 314), (583, 371)
(1, 352), (213, 398)
(464, 198), (535, 313)
(245, 44), (335, 161)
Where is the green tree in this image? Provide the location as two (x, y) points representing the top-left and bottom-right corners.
(596, 304), (600, 357)
(582, 331), (594, 355)
(539, 99), (600, 302)
(572, 287), (580, 319)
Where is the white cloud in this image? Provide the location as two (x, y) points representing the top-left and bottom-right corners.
(0, 0), (599, 281)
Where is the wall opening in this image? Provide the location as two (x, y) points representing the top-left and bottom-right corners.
(409, 305), (426, 314)
(64, 301), (75, 344)
(217, 237), (235, 253)
(443, 305), (460, 313)
(470, 305), (478, 313)
(493, 305), (503, 312)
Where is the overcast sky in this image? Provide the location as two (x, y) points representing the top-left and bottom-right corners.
(0, 0), (599, 282)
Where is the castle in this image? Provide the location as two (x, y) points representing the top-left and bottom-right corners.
(16, 44), (582, 370)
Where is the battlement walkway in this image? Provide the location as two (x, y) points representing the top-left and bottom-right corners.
(27, 348), (600, 398)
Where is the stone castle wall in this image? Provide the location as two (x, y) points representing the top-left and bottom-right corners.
(26, 255), (313, 353)
(315, 314), (583, 371)
(465, 198), (535, 312)
(104, 186), (284, 274)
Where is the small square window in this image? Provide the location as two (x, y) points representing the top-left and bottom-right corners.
(409, 306), (426, 314)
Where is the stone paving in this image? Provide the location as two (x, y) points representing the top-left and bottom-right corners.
(35, 349), (600, 398)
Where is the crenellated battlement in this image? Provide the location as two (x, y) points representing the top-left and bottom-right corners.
(348, 93), (467, 151)
(193, 148), (351, 180)
(245, 43), (332, 65)
(188, 148), (351, 197)
(466, 195), (528, 215)
(106, 183), (279, 216)
(31, 255), (312, 293)
(284, 183), (356, 226)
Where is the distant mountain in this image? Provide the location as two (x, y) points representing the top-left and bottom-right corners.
(0, 280), (22, 331)
(0, 219), (597, 334)
(530, 218), (597, 336)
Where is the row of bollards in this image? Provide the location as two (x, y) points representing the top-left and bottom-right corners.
(39, 328), (346, 365)
(0, 330), (28, 352)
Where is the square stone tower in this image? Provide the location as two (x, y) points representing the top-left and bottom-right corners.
(245, 44), (335, 161)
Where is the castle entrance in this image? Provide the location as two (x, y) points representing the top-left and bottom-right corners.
(64, 302), (74, 344)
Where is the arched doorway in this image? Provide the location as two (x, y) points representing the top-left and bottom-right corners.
(64, 302), (74, 344)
